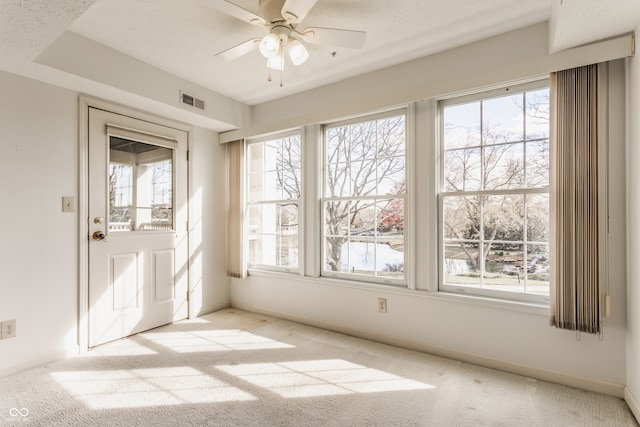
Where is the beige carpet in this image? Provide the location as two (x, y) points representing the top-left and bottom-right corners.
(0, 308), (637, 426)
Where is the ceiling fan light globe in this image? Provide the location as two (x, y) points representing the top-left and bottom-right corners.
(259, 33), (281, 58)
(267, 55), (284, 70)
(287, 40), (309, 65)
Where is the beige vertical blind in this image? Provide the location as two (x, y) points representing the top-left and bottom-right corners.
(550, 64), (602, 334)
(226, 139), (247, 279)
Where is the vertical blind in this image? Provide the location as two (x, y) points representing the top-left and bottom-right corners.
(550, 64), (604, 334)
(226, 139), (247, 279)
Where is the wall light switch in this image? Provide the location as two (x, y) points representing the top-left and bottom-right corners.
(1, 319), (16, 339)
(62, 196), (74, 213)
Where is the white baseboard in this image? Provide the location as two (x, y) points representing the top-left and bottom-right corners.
(231, 302), (625, 398)
(191, 302), (230, 318)
(0, 346), (79, 379)
(625, 387), (640, 423)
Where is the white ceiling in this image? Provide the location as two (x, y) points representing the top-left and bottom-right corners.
(1, 0), (639, 130)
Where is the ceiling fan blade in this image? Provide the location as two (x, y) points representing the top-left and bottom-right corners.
(216, 38), (260, 61)
(199, 0), (266, 26)
(300, 27), (366, 49)
(281, 0), (318, 23)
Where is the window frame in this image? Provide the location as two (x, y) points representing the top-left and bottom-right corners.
(245, 130), (303, 274)
(437, 80), (551, 304)
(320, 108), (411, 286)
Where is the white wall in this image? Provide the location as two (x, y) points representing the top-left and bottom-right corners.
(0, 71), (79, 375)
(0, 70), (230, 377)
(625, 22), (640, 417)
(36, 31), (251, 132)
(189, 126), (230, 316)
(230, 58), (630, 396)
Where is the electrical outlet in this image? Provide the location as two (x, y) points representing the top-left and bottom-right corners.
(378, 298), (387, 313)
(1, 319), (16, 339)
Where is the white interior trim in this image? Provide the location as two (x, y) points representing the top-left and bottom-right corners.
(625, 387), (640, 421)
(78, 95), (192, 351)
(0, 347), (79, 379)
(239, 269), (549, 316)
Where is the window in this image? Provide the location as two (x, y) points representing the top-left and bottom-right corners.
(246, 132), (302, 272)
(109, 138), (174, 232)
(322, 110), (407, 284)
(439, 82), (550, 302)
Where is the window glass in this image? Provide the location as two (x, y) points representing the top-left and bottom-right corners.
(323, 111), (407, 284)
(440, 84), (550, 301)
(109, 137), (173, 232)
(246, 133), (301, 271)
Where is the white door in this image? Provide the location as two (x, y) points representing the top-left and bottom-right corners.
(88, 108), (188, 347)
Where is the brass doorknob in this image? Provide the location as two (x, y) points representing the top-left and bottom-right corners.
(92, 231), (106, 241)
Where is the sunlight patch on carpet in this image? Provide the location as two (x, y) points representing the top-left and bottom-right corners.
(140, 329), (294, 353)
(50, 366), (256, 409)
(216, 359), (435, 398)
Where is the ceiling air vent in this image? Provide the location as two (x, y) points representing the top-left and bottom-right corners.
(180, 91), (205, 110)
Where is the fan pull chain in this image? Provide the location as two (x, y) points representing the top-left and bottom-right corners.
(280, 55), (284, 87)
(279, 42), (284, 87)
(266, 43), (284, 86)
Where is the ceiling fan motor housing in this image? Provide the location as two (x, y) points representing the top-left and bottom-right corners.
(271, 24), (292, 43)
(259, 0), (288, 24)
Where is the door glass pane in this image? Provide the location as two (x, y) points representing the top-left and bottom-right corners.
(109, 137), (174, 232)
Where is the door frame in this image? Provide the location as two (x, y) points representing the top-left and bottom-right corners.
(78, 96), (193, 352)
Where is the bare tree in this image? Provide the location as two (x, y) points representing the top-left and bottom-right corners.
(324, 116), (406, 272)
(109, 163), (131, 224)
(444, 129), (525, 271)
(273, 117), (405, 272)
(276, 136), (302, 200)
(443, 92), (549, 276)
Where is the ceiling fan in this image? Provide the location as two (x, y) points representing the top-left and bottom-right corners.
(202, 0), (366, 83)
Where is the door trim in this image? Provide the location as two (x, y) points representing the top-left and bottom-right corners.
(78, 96), (193, 352)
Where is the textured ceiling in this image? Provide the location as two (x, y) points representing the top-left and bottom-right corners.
(0, 0), (638, 129)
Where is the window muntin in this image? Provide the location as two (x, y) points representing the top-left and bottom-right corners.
(246, 132), (302, 272)
(439, 84), (550, 302)
(322, 110), (407, 284)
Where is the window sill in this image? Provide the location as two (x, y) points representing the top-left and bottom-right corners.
(427, 291), (549, 316)
(243, 269), (550, 317)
